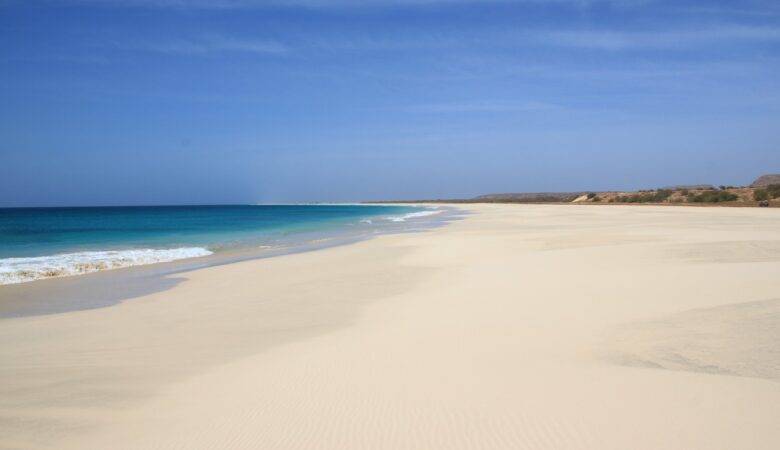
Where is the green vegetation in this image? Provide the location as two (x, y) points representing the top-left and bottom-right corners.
(755, 185), (780, 201)
(615, 189), (672, 203)
(586, 192), (597, 199)
(655, 189), (673, 201)
(754, 189), (769, 201)
(688, 190), (738, 203)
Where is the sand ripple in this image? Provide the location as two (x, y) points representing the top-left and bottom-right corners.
(605, 298), (780, 380)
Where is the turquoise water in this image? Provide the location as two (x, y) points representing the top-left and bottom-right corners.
(0, 205), (437, 284)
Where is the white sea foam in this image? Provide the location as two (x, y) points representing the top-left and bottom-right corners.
(0, 247), (213, 285)
(386, 209), (443, 222)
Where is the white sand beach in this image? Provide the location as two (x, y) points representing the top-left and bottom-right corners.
(2, 204), (780, 450)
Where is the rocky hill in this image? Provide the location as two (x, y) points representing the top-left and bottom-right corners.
(750, 174), (780, 188)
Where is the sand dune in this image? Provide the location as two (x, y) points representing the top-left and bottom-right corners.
(2, 204), (780, 449)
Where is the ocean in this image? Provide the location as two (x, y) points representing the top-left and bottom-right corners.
(0, 204), (443, 285)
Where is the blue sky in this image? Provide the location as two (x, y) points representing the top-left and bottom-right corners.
(2, 0), (779, 205)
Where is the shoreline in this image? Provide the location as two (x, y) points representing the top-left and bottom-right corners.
(0, 205), (461, 318)
(1, 219), (444, 450)
(0, 204), (447, 287)
(2, 204), (780, 449)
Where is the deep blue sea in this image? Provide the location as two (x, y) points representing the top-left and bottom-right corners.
(0, 205), (441, 285)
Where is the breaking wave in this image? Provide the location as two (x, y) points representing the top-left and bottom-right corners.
(386, 209), (443, 222)
(0, 247), (213, 285)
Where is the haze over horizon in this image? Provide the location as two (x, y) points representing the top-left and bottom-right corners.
(2, 0), (779, 206)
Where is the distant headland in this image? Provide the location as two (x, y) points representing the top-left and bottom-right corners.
(374, 174), (780, 207)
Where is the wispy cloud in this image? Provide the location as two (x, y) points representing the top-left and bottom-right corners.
(537, 25), (780, 50)
(48, 0), (647, 9)
(406, 101), (561, 113)
(281, 24), (780, 55)
(116, 35), (289, 55)
(676, 5), (780, 18)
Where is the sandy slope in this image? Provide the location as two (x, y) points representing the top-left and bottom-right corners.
(2, 204), (780, 449)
